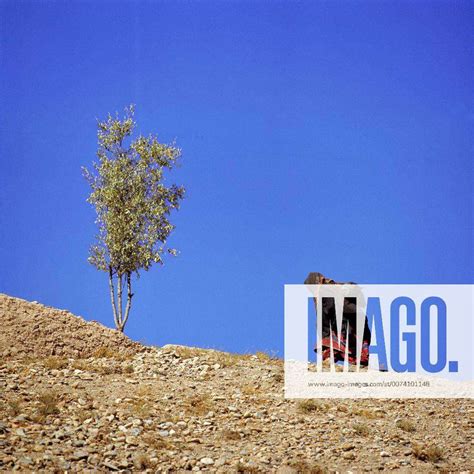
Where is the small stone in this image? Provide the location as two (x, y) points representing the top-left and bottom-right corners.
(71, 450), (89, 460)
(129, 427), (142, 436)
(118, 459), (131, 468)
(342, 443), (355, 451)
(103, 461), (119, 471)
(381, 451), (390, 457)
(200, 457), (214, 465)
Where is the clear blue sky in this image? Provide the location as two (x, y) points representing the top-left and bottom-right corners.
(1, 1), (472, 354)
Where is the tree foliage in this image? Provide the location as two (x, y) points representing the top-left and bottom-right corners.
(83, 105), (185, 331)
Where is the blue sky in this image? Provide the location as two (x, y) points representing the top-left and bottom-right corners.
(1, 1), (472, 355)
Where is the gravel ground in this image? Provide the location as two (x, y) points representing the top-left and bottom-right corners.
(0, 295), (473, 472)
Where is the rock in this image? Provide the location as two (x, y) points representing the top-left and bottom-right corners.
(118, 459), (131, 468)
(276, 466), (298, 474)
(13, 415), (27, 422)
(342, 443), (355, 451)
(71, 450), (89, 461)
(103, 461), (119, 471)
(19, 456), (34, 465)
(200, 457), (214, 465)
(129, 427), (142, 436)
(54, 430), (66, 439)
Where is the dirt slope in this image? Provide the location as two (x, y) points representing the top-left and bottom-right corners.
(0, 295), (473, 472)
(0, 294), (143, 359)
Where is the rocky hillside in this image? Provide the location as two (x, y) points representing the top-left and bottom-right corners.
(0, 294), (143, 359)
(0, 295), (473, 472)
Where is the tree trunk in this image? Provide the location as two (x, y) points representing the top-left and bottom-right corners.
(120, 272), (133, 332)
(117, 273), (123, 330)
(108, 267), (120, 329)
(108, 269), (133, 332)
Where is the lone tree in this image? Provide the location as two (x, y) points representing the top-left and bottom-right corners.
(83, 105), (185, 332)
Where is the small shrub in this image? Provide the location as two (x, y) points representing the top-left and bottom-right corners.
(255, 351), (271, 361)
(72, 359), (124, 375)
(22, 356), (42, 365)
(412, 442), (444, 462)
(37, 392), (60, 418)
(133, 453), (155, 470)
(396, 419), (416, 432)
(236, 462), (261, 473)
(123, 364), (134, 374)
(76, 409), (95, 422)
(352, 422), (370, 436)
(98, 365), (117, 375)
(298, 399), (324, 414)
(173, 346), (202, 359)
(43, 357), (68, 370)
(241, 384), (259, 396)
(7, 397), (22, 416)
(215, 352), (241, 368)
(255, 350), (280, 361)
(142, 433), (171, 450)
(185, 394), (212, 416)
(223, 429), (241, 440)
(72, 359), (92, 371)
(287, 460), (325, 474)
(353, 408), (381, 419)
(136, 384), (153, 398)
(94, 346), (117, 359)
(128, 399), (153, 418)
